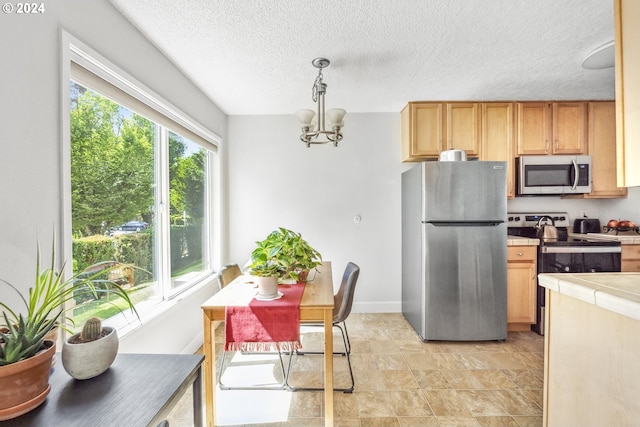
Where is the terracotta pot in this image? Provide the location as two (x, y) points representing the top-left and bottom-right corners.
(62, 327), (119, 380)
(0, 340), (55, 421)
(297, 270), (309, 282)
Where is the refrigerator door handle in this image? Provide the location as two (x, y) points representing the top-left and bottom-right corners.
(423, 220), (504, 227)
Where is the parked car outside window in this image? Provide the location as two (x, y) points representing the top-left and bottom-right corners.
(108, 221), (149, 236)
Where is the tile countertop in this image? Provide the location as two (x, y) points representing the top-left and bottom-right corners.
(538, 273), (640, 321)
(571, 231), (640, 244)
(507, 235), (539, 246)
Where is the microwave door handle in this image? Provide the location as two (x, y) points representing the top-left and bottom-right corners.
(571, 159), (579, 190)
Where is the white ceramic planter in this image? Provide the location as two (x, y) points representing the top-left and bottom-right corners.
(61, 326), (119, 380)
(254, 276), (279, 298)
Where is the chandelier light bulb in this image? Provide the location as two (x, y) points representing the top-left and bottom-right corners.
(296, 109), (315, 128)
(326, 108), (346, 127)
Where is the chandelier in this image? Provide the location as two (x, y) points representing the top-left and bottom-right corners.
(296, 58), (346, 147)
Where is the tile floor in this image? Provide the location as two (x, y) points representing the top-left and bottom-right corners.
(167, 313), (544, 427)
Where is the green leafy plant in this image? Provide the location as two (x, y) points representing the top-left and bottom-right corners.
(0, 238), (139, 366)
(248, 227), (322, 281)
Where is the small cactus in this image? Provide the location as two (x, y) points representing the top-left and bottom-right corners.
(80, 317), (103, 342)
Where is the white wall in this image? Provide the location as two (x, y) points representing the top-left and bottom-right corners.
(228, 113), (406, 312)
(0, 0), (226, 354)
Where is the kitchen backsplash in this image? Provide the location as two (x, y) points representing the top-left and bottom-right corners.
(507, 186), (640, 226)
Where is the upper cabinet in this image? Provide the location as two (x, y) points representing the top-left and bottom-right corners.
(401, 103), (443, 160)
(400, 100), (625, 199)
(516, 102), (587, 155)
(480, 103), (515, 198)
(401, 102), (479, 161)
(614, 0), (640, 187)
(446, 103), (480, 156)
(585, 102), (627, 198)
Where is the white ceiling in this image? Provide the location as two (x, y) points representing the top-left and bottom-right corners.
(108, 0), (615, 115)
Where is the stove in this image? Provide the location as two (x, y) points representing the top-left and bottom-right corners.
(508, 212), (621, 334)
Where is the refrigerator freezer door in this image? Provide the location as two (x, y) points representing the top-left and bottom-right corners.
(422, 161), (507, 222)
(422, 222), (507, 341)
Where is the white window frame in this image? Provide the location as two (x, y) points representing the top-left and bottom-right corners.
(60, 31), (222, 333)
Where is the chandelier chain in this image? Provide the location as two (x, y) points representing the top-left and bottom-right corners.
(312, 69), (323, 103)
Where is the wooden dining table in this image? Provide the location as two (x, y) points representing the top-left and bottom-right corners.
(201, 261), (335, 427)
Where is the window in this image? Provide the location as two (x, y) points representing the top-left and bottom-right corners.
(65, 39), (219, 329)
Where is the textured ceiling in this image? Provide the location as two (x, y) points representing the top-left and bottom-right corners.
(108, 0), (615, 115)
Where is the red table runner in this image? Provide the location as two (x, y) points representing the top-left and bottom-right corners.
(224, 283), (305, 352)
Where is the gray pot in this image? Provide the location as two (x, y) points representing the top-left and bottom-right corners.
(61, 326), (119, 380)
(439, 149), (467, 161)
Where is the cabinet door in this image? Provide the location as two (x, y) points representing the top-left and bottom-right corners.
(481, 103), (515, 198)
(402, 103), (444, 160)
(446, 103), (480, 157)
(507, 260), (537, 324)
(507, 246), (537, 326)
(615, 0), (640, 187)
(586, 102), (627, 198)
(516, 102), (552, 154)
(552, 102), (587, 154)
(622, 245), (640, 272)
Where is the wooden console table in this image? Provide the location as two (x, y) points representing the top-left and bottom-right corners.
(1, 353), (204, 427)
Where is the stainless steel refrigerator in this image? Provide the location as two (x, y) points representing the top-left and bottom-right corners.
(402, 161), (507, 341)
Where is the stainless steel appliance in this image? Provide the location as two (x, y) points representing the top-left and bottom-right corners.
(517, 155), (592, 195)
(402, 161), (507, 341)
(507, 212), (621, 334)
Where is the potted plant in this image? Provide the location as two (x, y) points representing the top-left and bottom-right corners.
(248, 228), (322, 289)
(62, 317), (119, 380)
(0, 238), (138, 420)
(248, 238), (288, 298)
(277, 228), (322, 282)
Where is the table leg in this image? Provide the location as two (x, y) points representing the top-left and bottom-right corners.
(193, 365), (203, 427)
(324, 308), (334, 427)
(203, 312), (215, 427)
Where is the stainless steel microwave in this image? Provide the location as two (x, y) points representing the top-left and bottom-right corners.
(517, 155), (592, 195)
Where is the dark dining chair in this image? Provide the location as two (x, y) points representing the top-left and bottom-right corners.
(285, 261), (360, 392)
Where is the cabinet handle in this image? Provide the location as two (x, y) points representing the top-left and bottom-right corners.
(545, 140), (549, 153)
(517, 252), (524, 256)
(555, 139), (558, 150)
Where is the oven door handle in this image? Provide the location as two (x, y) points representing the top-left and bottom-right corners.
(571, 159), (579, 190)
(541, 246), (622, 254)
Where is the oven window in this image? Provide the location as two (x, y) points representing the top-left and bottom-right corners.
(540, 252), (621, 273)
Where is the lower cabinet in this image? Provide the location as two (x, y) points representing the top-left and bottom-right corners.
(507, 245), (537, 331)
(622, 244), (640, 272)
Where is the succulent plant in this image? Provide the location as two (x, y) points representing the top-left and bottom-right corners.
(0, 237), (138, 365)
(79, 317), (103, 342)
